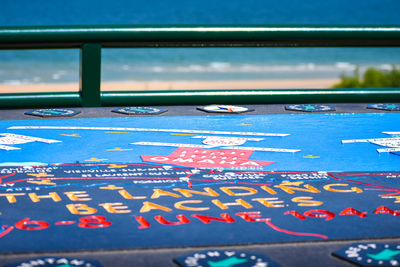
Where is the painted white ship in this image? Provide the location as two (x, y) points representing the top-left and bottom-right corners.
(342, 132), (400, 153)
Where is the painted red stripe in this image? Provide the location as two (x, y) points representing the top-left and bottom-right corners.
(0, 172), (16, 184)
(55, 221), (76, 225)
(0, 226), (14, 239)
(328, 172), (400, 192)
(264, 219), (328, 239)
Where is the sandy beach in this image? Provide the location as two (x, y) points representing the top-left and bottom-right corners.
(0, 78), (339, 93)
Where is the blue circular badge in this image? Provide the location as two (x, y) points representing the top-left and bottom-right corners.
(285, 104), (335, 112)
(197, 105), (254, 114)
(5, 256), (102, 267)
(25, 109), (81, 117)
(112, 107), (167, 115)
(368, 103), (400, 111)
(333, 243), (400, 266)
(174, 250), (280, 267)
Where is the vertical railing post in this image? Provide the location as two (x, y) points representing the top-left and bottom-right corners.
(80, 43), (102, 107)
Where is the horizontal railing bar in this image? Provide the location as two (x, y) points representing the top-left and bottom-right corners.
(0, 93), (81, 108)
(1, 25), (400, 48)
(3, 89), (398, 109)
(101, 88), (400, 106)
(1, 41), (400, 49)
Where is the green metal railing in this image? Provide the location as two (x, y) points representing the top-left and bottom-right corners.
(1, 25), (400, 108)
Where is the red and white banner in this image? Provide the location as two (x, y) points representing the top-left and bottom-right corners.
(141, 147), (274, 168)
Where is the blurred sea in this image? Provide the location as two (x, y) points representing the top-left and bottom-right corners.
(0, 0), (400, 84)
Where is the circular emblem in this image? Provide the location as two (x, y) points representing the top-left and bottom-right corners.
(5, 256), (102, 267)
(174, 250), (280, 267)
(25, 109), (80, 117)
(333, 243), (400, 266)
(112, 107), (167, 115)
(285, 104), (336, 112)
(367, 103), (400, 111)
(197, 105), (254, 114)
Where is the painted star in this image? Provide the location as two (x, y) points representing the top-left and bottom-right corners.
(208, 257), (247, 267)
(368, 249), (400, 261)
(107, 164), (128, 169)
(386, 104), (398, 109)
(85, 158), (108, 162)
(303, 155), (320, 159)
(107, 147), (133, 151)
(60, 134), (81, 137)
(305, 105), (316, 110)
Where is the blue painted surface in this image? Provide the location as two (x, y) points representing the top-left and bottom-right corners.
(0, 164), (400, 252)
(0, 113), (399, 171)
(1, 113), (400, 253)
